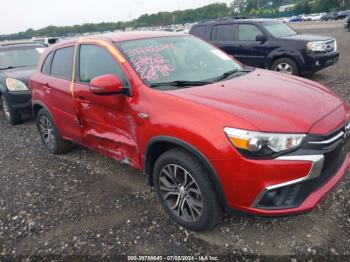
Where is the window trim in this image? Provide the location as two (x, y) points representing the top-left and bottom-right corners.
(41, 51), (54, 76)
(238, 23), (266, 42)
(50, 46), (75, 81)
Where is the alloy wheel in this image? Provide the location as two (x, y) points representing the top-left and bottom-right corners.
(275, 63), (293, 75)
(159, 164), (203, 223)
(39, 115), (56, 150)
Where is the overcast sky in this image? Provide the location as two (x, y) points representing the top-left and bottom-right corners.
(0, 0), (231, 35)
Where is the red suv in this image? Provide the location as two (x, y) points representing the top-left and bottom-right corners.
(29, 32), (350, 231)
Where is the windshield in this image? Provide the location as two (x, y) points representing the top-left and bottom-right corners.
(118, 36), (244, 89)
(263, 23), (298, 38)
(0, 46), (44, 70)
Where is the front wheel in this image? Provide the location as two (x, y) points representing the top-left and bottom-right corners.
(271, 57), (299, 76)
(0, 96), (21, 125)
(153, 148), (222, 231)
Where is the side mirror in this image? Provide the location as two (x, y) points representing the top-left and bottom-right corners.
(256, 34), (267, 43)
(90, 74), (124, 95)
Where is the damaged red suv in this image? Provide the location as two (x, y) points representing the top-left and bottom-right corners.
(29, 32), (350, 231)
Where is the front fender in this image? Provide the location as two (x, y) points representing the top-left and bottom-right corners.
(0, 79), (8, 95)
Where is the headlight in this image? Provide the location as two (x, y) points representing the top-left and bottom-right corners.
(224, 127), (305, 158)
(6, 78), (29, 92)
(307, 41), (326, 52)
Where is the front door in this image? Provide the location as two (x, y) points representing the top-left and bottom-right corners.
(73, 43), (139, 167)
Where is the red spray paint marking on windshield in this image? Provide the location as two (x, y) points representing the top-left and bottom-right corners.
(126, 44), (176, 82)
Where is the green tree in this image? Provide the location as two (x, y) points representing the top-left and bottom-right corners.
(293, 0), (311, 14)
(230, 0), (246, 14)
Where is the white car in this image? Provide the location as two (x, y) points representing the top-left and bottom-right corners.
(302, 13), (323, 21)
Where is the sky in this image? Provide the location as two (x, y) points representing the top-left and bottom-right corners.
(0, 0), (231, 35)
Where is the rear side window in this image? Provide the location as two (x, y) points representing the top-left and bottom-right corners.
(41, 51), (53, 75)
(51, 47), (74, 80)
(212, 24), (235, 41)
(238, 24), (263, 41)
(191, 25), (207, 39)
(79, 44), (128, 85)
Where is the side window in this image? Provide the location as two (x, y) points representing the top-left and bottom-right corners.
(191, 26), (207, 39)
(51, 47), (74, 80)
(238, 24), (264, 41)
(212, 24), (235, 41)
(41, 51), (54, 75)
(79, 44), (128, 86)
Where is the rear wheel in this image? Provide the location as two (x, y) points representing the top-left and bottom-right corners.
(153, 148), (222, 231)
(0, 96), (21, 125)
(271, 57), (299, 76)
(36, 108), (72, 154)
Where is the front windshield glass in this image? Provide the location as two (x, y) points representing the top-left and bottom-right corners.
(263, 23), (298, 38)
(118, 36), (244, 89)
(0, 46), (44, 70)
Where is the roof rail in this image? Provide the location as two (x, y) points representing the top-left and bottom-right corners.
(0, 41), (38, 47)
(197, 16), (252, 23)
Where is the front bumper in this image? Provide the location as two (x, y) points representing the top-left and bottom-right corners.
(302, 51), (339, 74)
(3, 91), (32, 111)
(213, 122), (350, 216)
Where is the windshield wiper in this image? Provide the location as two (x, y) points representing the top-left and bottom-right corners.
(150, 80), (213, 88)
(215, 69), (252, 82)
(0, 65), (35, 70)
(0, 66), (16, 70)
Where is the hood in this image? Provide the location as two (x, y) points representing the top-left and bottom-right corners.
(167, 69), (346, 134)
(282, 34), (333, 42)
(0, 66), (36, 85)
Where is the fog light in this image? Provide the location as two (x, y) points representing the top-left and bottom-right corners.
(315, 60), (320, 66)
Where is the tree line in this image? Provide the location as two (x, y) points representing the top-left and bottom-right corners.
(1, 1), (350, 41)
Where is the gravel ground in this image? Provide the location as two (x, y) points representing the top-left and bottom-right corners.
(0, 22), (350, 259)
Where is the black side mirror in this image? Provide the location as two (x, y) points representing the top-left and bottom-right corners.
(256, 34), (267, 43)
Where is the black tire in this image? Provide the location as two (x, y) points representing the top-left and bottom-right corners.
(271, 57), (299, 76)
(36, 108), (73, 154)
(153, 148), (222, 231)
(0, 95), (21, 125)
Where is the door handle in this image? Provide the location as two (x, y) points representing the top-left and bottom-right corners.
(43, 83), (51, 89)
(77, 96), (91, 104)
(78, 95), (87, 101)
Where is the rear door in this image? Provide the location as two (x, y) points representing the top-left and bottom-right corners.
(73, 43), (139, 166)
(41, 46), (82, 142)
(210, 23), (238, 56)
(234, 23), (269, 68)
(190, 25), (210, 40)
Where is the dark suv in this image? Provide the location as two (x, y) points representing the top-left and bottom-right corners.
(0, 41), (45, 124)
(190, 18), (339, 76)
(345, 16), (350, 32)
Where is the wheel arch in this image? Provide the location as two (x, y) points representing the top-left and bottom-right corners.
(266, 49), (304, 71)
(144, 136), (228, 209)
(32, 101), (51, 120)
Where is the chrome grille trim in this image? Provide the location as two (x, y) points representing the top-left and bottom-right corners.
(309, 131), (344, 145)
